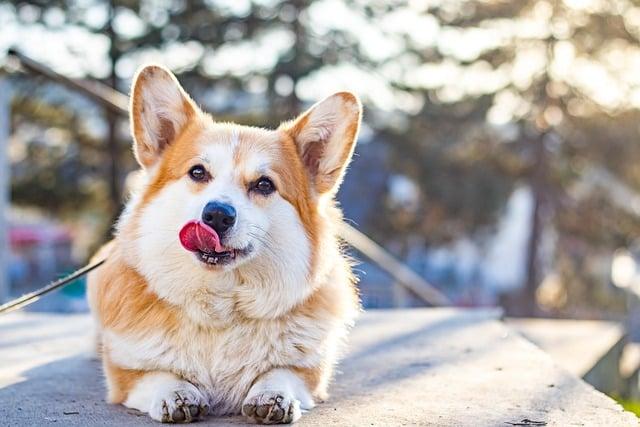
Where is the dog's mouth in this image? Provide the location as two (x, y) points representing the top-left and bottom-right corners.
(179, 220), (251, 267)
(196, 246), (252, 266)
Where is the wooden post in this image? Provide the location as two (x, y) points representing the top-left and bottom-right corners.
(105, 1), (122, 220)
(0, 77), (10, 302)
(522, 134), (548, 316)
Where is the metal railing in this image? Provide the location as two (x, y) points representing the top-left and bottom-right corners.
(4, 50), (450, 307)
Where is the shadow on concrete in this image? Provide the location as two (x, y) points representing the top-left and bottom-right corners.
(0, 355), (248, 426)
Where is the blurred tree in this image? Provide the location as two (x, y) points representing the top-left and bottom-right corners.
(365, 0), (640, 315)
(10, 79), (109, 216)
(5, 0), (365, 214)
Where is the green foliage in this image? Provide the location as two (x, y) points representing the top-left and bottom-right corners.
(613, 396), (640, 418)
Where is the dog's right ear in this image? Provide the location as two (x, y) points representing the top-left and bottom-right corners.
(130, 65), (199, 168)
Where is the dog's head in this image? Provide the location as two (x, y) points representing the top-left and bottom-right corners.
(123, 65), (361, 284)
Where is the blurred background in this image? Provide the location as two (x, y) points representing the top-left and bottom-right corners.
(1, 0), (640, 408)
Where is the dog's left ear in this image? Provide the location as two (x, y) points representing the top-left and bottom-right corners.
(281, 92), (362, 195)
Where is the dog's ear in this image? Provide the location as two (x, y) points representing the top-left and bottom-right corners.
(130, 65), (199, 168)
(282, 92), (362, 195)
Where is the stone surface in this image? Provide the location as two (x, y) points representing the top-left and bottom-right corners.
(506, 318), (625, 378)
(507, 317), (626, 395)
(0, 308), (636, 426)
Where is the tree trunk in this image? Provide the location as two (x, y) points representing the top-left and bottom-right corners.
(515, 134), (547, 316)
(105, 1), (121, 223)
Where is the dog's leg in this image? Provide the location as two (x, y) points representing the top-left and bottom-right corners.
(104, 358), (208, 423)
(242, 368), (314, 424)
(123, 371), (209, 423)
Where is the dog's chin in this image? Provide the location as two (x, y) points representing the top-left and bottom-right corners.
(192, 243), (254, 271)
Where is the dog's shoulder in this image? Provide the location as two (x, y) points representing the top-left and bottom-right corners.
(88, 240), (180, 335)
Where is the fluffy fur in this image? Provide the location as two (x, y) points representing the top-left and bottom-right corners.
(87, 65), (362, 424)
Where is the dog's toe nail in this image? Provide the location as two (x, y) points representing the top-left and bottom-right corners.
(188, 404), (199, 418)
(171, 407), (186, 423)
(270, 405), (284, 421)
(243, 404), (256, 416)
(256, 404), (270, 418)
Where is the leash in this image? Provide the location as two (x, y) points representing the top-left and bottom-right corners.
(0, 258), (106, 316)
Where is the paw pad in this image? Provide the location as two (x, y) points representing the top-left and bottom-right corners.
(157, 390), (209, 423)
(242, 392), (300, 424)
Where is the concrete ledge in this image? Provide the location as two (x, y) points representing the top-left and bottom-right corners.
(507, 317), (627, 394)
(0, 308), (637, 426)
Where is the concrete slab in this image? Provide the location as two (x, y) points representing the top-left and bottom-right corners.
(0, 308), (636, 426)
(507, 318), (626, 395)
(506, 318), (625, 378)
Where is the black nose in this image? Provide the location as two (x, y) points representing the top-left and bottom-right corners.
(202, 201), (236, 234)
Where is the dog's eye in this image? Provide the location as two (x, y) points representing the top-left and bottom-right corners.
(253, 177), (275, 195)
(188, 165), (208, 182)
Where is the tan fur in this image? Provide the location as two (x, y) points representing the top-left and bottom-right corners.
(88, 245), (180, 336)
(88, 65), (361, 423)
(103, 354), (147, 404)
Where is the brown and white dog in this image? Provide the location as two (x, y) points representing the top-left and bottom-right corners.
(87, 65), (361, 424)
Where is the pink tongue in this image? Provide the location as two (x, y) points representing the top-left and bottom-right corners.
(179, 220), (223, 253)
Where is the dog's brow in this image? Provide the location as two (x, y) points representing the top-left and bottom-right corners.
(196, 155), (210, 165)
(257, 163), (271, 174)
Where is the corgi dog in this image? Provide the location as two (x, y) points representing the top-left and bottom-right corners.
(87, 65), (361, 424)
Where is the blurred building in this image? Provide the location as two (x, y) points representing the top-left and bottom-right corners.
(9, 209), (84, 311)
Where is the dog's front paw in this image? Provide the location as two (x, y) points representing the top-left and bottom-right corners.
(148, 382), (209, 423)
(242, 391), (301, 424)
